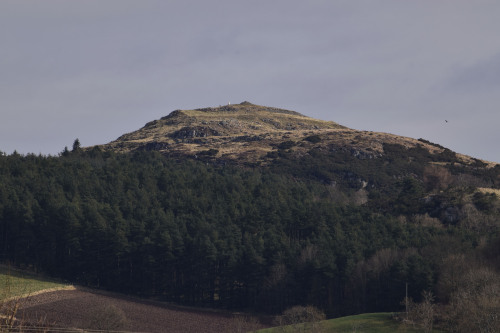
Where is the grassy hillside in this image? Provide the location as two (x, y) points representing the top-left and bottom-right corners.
(257, 312), (445, 333)
(0, 265), (72, 300)
(99, 101), (485, 166)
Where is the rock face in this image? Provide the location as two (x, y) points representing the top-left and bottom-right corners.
(170, 126), (221, 139)
(97, 101), (480, 166)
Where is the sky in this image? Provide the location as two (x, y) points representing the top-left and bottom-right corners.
(1, 1), (500, 162)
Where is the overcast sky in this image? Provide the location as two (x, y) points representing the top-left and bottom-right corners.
(1, 1), (500, 162)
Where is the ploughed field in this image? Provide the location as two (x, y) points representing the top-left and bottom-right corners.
(17, 288), (268, 333)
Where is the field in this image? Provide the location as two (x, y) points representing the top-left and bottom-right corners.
(0, 266), (268, 332)
(0, 265), (72, 300)
(18, 289), (267, 332)
(256, 312), (446, 333)
(1, 267), (447, 332)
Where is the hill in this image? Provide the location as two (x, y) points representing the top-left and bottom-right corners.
(1, 102), (499, 332)
(98, 101), (487, 167)
(101, 101), (344, 162)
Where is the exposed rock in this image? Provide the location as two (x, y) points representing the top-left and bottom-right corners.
(350, 148), (377, 159)
(231, 135), (263, 142)
(139, 142), (169, 151)
(170, 126), (220, 139)
(443, 206), (461, 224)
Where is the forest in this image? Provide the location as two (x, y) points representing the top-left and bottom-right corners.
(0, 143), (498, 331)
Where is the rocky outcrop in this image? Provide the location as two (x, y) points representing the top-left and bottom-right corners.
(139, 141), (170, 151)
(170, 126), (220, 139)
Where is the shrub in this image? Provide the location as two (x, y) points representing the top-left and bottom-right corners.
(278, 141), (296, 150)
(304, 135), (321, 143)
(275, 305), (326, 332)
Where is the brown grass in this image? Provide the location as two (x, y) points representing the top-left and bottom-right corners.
(477, 187), (500, 197)
(95, 102), (494, 168)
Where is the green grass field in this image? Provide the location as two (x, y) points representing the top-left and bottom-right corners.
(257, 312), (445, 333)
(0, 265), (71, 300)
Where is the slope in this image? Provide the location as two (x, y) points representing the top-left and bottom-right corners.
(98, 101), (485, 167)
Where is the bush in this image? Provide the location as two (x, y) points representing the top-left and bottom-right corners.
(403, 291), (435, 333)
(275, 305), (326, 332)
(304, 135), (321, 143)
(278, 141), (296, 150)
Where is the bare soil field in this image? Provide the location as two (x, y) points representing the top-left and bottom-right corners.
(17, 287), (269, 332)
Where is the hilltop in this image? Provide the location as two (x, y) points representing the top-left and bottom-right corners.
(98, 101), (485, 166)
